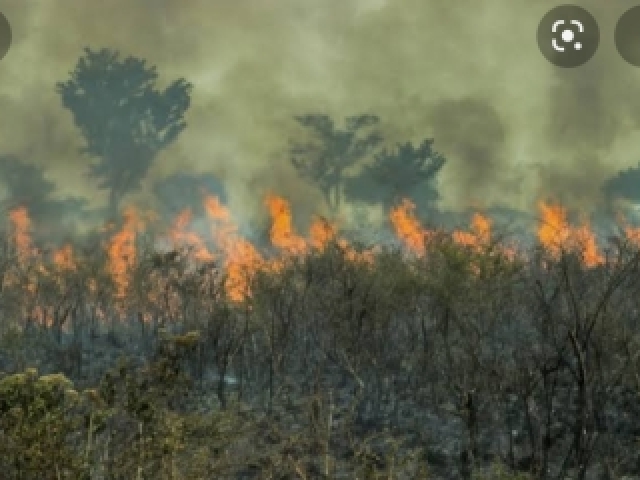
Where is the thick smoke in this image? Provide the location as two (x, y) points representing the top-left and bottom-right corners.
(1, 0), (640, 232)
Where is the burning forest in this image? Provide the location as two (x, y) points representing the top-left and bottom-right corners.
(6, 192), (639, 312)
(3, 189), (640, 477)
(3, 1), (640, 478)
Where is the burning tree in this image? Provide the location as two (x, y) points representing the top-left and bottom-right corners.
(56, 47), (193, 220)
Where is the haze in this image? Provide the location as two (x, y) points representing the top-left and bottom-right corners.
(1, 0), (640, 231)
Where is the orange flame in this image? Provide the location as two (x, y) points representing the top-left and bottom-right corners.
(106, 206), (144, 301)
(389, 199), (429, 256)
(9, 206), (32, 263)
(309, 216), (337, 251)
(167, 208), (214, 262)
(537, 202), (603, 267)
(265, 194), (307, 255)
(53, 244), (76, 271)
(6, 194), (629, 315)
(453, 213), (492, 250)
(204, 195), (264, 302)
(537, 202), (570, 259)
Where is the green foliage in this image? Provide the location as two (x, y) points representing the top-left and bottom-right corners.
(0, 218), (639, 477)
(603, 162), (640, 203)
(56, 47), (193, 217)
(0, 369), (87, 479)
(99, 330), (199, 417)
(473, 461), (533, 480)
(0, 156), (91, 234)
(345, 138), (445, 211)
(290, 113), (382, 212)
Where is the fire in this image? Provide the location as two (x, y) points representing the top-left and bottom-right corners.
(9, 206), (32, 263)
(204, 194), (264, 302)
(265, 194), (373, 264)
(8, 195), (640, 318)
(452, 213), (492, 250)
(537, 202), (570, 259)
(537, 202), (603, 267)
(572, 224), (603, 268)
(308, 216), (336, 251)
(265, 194), (307, 255)
(167, 208), (214, 262)
(53, 244), (76, 271)
(389, 199), (429, 256)
(106, 206), (145, 301)
(389, 202), (496, 256)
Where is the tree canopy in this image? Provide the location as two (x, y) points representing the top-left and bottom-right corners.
(344, 138), (446, 211)
(56, 47), (193, 219)
(290, 114), (382, 214)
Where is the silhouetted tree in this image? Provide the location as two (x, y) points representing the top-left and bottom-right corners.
(0, 155), (92, 239)
(0, 155), (56, 208)
(603, 163), (640, 204)
(56, 47), (193, 219)
(290, 114), (382, 214)
(344, 138), (445, 213)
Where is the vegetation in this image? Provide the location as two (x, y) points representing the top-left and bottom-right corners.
(2, 45), (640, 480)
(344, 139), (446, 213)
(290, 113), (383, 214)
(56, 47), (193, 219)
(0, 218), (639, 479)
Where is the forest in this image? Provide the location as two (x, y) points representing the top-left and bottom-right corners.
(2, 47), (640, 480)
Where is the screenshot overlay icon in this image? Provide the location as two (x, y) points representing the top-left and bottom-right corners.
(537, 5), (599, 67)
(615, 5), (640, 67)
(0, 12), (10, 61)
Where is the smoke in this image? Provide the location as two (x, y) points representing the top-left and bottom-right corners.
(1, 0), (640, 230)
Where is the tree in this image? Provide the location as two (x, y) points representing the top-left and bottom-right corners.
(290, 114), (382, 214)
(0, 155), (92, 239)
(56, 48), (193, 219)
(344, 138), (446, 212)
(603, 163), (640, 204)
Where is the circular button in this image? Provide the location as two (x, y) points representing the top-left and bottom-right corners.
(0, 12), (10, 61)
(615, 6), (640, 67)
(537, 5), (599, 68)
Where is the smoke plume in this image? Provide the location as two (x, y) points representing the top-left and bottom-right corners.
(1, 0), (640, 230)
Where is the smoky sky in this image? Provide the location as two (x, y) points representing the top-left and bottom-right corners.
(1, 0), (640, 227)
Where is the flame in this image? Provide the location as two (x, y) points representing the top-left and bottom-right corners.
(537, 202), (570, 259)
(9, 206), (32, 263)
(573, 224), (603, 267)
(53, 244), (76, 271)
(204, 195), (264, 302)
(309, 216), (337, 251)
(389, 199), (429, 256)
(6, 194), (634, 319)
(537, 202), (603, 267)
(452, 213), (492, 250)
(265, 194), (307, 255)
(167, 208), (214, 262)
(106, 206), (144, 301)
(265, 194), (373, 264)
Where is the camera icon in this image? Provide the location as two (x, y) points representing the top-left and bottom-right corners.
(0, 12), (10, 61)
(615, 5), (640, 67)
(537, 5), (599, 68)
(551, 19), (584, 52)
